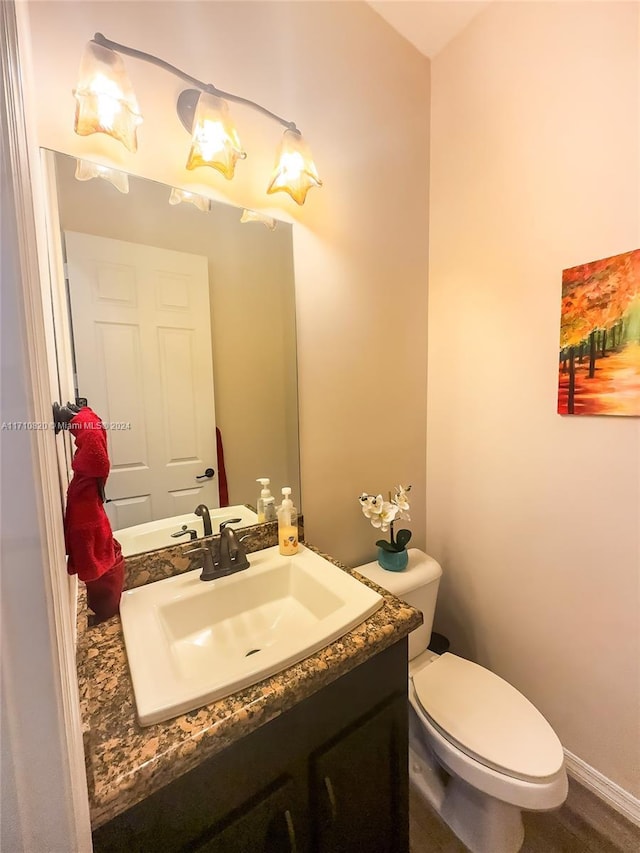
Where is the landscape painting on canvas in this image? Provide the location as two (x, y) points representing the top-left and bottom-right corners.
(558, 249), (640, 416)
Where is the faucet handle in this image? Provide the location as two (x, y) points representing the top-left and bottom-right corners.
(185, 544), (218, 582)
(220, 518), (242, 530)
(171, 525), (198, 541)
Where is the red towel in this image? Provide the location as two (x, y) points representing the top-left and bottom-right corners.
(64, 407), (124, 620)
(216, 427), (229, 507)
(85, 542), (125, 622)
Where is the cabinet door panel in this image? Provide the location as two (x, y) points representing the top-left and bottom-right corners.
(194, 775), (304, 853)
(310, 697), (408, 853)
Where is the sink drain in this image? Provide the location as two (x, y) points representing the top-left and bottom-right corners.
(245, 648), (261, 657)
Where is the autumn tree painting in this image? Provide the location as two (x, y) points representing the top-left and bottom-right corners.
(558, 249), (640, 416)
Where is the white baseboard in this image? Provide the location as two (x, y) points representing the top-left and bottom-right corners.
(564, 749), (640, 828)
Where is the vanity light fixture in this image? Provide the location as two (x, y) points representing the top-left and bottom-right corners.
(74, 158), (130, 193)
(73, 40), (142, 153)
(240, 209), (276, 230)
(184, 92), (246, 180)
(73, 33), (322, 205)
(267, 130), (322, 206)
(168, 187), (212, 213)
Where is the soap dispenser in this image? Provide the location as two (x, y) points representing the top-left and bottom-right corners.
(256, 478), (276, 523)
(277, 487), (298, 555)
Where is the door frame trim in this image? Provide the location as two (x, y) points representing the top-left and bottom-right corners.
(1, 1), (92, 849)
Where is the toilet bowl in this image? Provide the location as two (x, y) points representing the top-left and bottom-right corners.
(355, 550), (568, 853)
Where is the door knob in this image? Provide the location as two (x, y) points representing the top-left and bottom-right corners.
(195, 468), (215, 480)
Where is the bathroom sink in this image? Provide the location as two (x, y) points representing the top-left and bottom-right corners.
(114, 504), (259, 557)
(120, 544), (383, 725)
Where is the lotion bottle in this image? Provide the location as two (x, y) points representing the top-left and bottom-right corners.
(277, 487), (298, 555)
(256, 478), (276, 523)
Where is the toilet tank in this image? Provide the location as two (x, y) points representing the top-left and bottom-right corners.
(355, 549), (442, 660)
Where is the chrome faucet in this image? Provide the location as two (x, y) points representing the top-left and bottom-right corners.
(194, 504), (212, 537)
(186, 518), (250, 582)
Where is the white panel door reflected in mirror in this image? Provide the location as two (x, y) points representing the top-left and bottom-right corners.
(45, 150), (300, 553)
(65, 230), (219, 531)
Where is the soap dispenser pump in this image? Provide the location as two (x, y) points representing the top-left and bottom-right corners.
(277, 487), (298, 555)
(256, 478), (276, 523)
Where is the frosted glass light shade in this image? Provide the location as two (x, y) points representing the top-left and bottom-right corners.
(73, 41), (142, 152)
(168, 188), (212, 212)
(240, 209), (276, 230)
(74, 159), (129, 193)
(267, 130), (322, 205)
(185, 92), (246, 179)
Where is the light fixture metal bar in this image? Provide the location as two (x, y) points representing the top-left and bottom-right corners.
(92, 32), (299, 134)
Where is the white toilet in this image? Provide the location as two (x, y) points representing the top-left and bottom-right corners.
(356, 548), (568, 853)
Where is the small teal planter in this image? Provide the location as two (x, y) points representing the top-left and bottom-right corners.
(377, 546), (408, 572)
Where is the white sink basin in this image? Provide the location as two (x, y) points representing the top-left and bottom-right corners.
(120, 544), (383, 725)
(114, 505), (259, 557)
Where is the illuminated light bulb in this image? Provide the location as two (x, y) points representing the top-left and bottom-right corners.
(73, 41), (142, 152)
(74, 159), (129, 193)
(240, 209), (276, 230)
(267, 129), (322, 205)
(168, 188), (212, 212)
(185, 92), (246, 179)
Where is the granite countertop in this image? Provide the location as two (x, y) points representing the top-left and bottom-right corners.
(78, 541), (422, 829)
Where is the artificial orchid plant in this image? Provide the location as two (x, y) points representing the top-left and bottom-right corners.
(358, 485), (412, 553)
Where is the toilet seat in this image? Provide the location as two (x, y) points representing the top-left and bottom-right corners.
(411, 653), (565, 783)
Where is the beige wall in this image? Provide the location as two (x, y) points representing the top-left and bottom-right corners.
(27, 1), (430, 566)
(427, 1), (639, 796)
(52, 151), (298, 509)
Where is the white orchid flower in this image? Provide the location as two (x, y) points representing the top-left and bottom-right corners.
(360, 493), (383, 519)
(373, 500), (399, 532)
(359, 485), (412, 546)
(393, 485), (411, 521)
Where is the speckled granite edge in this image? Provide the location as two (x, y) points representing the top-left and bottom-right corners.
(78, 544), (422, 829)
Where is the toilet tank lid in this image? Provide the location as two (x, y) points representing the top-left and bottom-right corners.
(355, 548), (442, 596)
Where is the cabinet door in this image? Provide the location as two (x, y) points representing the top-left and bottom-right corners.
(193, 775), (305, 853)
(310, 697), (408, 853)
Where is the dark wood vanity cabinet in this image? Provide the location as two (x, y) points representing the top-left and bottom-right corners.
(92, 639), (409, 853)
(192, 775), (304, 853)
(309, 698), (406, 853)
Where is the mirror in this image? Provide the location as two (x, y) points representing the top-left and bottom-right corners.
(45, 150), (300, 554)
